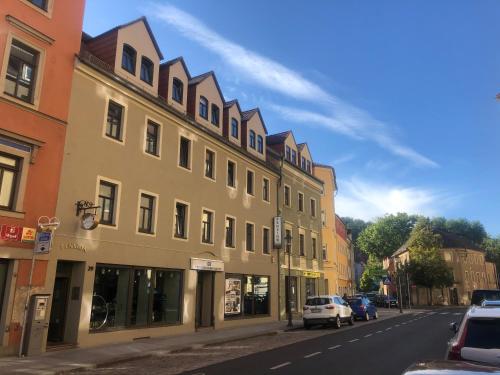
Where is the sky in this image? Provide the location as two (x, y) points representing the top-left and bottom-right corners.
(83, 1), (500, 236)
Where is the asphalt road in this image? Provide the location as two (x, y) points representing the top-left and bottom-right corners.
(183, 308), (465, 375)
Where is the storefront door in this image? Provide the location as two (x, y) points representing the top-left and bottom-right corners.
(195, 271), (214, 328)
(47, 277), (69, 343)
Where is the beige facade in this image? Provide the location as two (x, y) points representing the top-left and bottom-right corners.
(313, 165), (339, 295)
(335, 216), (355, 296)
(39, 18), (280, 350)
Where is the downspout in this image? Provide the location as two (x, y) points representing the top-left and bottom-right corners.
(276, 155), (284, 320)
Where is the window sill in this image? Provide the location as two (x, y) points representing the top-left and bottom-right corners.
(0, 209), (25, 219)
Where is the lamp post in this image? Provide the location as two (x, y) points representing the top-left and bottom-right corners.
(285, 232), (293, 328)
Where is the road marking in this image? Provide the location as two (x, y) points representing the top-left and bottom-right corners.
(395, 324), (400, 327)
(364, 333), (373, 337)
(349, 339), (359, 343)
(376, 330), (383, 334)
(440, 312), (449, 315)
(328, 345), (342, 350)
(402, 322), (407, 325)
(453, 313), (462, 316)
(270, 362), (292, 370)
(304, 352), (322, 358)
(385, 327), (392, 331)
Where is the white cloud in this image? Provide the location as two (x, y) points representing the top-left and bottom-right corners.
(333, 153), (357, 166)
(149, 3), (438, 168)
(335, 177), (458, 221)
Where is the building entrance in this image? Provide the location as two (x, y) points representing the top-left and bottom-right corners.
(195, 271), (214, 328)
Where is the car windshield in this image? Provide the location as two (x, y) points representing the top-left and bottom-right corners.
(464, 318), (500, 349)
(471, 290), (500, 305)
(306, 297), (331, 306)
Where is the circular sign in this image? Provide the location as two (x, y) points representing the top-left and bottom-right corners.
(81, 213), (99, 230)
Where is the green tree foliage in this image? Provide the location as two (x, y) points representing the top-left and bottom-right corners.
(430, 217), (487, 245)
(407, 219), (454, 304)
(483, 236), (500, 274)
(357, 213), (419, 259)
(360, 255), (385, 292)
(341, 217), (371, 262)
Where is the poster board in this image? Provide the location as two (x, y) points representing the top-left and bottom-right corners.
(225, 278), (242, 315)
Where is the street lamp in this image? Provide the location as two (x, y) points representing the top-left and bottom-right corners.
(285, 232), (293, 328)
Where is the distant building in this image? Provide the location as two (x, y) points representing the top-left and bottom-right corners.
(335, 216), (355, 296)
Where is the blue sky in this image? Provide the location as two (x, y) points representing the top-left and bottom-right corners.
(83, 1), (500, 236)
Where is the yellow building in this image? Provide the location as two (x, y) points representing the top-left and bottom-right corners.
(313, 164), (339, 295)
(335, 216), (355, 296)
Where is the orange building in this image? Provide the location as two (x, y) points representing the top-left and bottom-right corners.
(0, 0), (84, 355)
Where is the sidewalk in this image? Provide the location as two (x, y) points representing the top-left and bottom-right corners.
(0, 308), (425, 375)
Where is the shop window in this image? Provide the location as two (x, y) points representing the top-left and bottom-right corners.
(224, 274), (269, 318)
(305, 278), (316, 297)
(152, 270), (182, 324)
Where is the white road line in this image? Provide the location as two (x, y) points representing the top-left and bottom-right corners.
(304, 352), (322, 358)
(328, 344), (342, 350)
(376, 330), (383, 333)
(440, 312), (449, 315)
(349, 339), (359, 343)
(453, 313), (462, 316)
(395, 324), (400, 327)
(270, 362), (292, 370)
(364, 333), (373, 337)
(385, 327), (392, 331)
(402, 322), (407, 325)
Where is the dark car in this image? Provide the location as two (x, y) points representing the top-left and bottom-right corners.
(402, 360), (500, 375)
(470, 289), (500, 306)
(366, 292), (378, 304)
(380, 295), (398, 308)
(347, 297), (378, 321)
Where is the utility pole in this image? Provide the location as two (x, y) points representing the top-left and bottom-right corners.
(397, 266), (403, 314)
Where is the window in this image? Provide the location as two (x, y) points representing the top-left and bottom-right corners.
(98, 181), (117, 226)
(246, 170), (254, 195)
(322, 244), (327, 260)
(28, 0), (48, 10)
(224, 275), (269, 317)
(231, 118), (239, 139)
(310, 199), (316, 217)
(299, 234), (305, 256)
(321, 210), (326, 226)
(284, 185), (291, 207)
(285, 229), (292, 253)
(262, 178), (270, 202)
(225, 217), (235, 248)
(90, 265), (182, 331)
(291, 150), (297, 165)
(249, 130), (256, 149)
(179, 137), (190, 169)
(201, 210), (214, 244)
(306, 160), (312, 173)
(246, 223), (254, 251)
(263, 228), (270, 254)
(145, 120), (160, 156)
(285, 146), (291, 161)
(5, 40), (39, 103)
(138, 193), (155, 234)
(106, 101), (124, 141)
(199, 96), (208, 119)
(205, 149), (215, 179)
(305, 278), (316, 297)
(0, 154), (19, 209)
(140, 56), (154, 85)
(312, 237), (317, 259)
(211, 104), (220, 127)
(121, 44), (136, 74)
(172, 78), (183, 104)
(301, 156), (306, 170)
(298, 192), (304, 212)
(227, 160), (236, 187)
(174, 202), (188, 238)
(257, 136), (263, 154)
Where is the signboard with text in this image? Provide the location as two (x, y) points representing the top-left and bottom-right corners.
(190, 258), (224, 272)
(34, 231), (52, 254)
(273, 216), (282, 249)
(0, 225), (22, 241)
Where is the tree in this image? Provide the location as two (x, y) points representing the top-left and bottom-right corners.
(483, 236), (500, 275)
(407, 219), (454, 304)
(430, 217), (487, 245)
(341, 217), (371, 262)
(357, 213), (419, 259)
(359, 255), (385, 292)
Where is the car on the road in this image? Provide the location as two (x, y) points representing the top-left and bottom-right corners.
(380, 295), (398, 308)
(402, 360), (500, 375)
(365, 292), (378, 304)
(471, 289), (500, 306)
(346, 297), (378, 321)
(446, 305), (500, 366)
(481, 300), (500, 308)
(303, 295), (354, 329)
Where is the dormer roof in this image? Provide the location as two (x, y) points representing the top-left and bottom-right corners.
(266, 130), (291, 145)
(189, 71), (225, 102)
(241, 108), (268, 134)
(224, 99), (243, 114)
(161, 56), (191, 79)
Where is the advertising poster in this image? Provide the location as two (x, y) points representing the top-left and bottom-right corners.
(225, 278), (241, 315)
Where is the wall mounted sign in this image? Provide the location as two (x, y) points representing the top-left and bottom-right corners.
(60, 243), (87, 253)
(34, 231), (52, 254)
(0, 225), (22, 241)
(81, 213), (99, 230)
(303, 271), (321, 278)
(190, 258), (224, 272)
(21, 227), (36, 243)
(273, 216), (282, 248)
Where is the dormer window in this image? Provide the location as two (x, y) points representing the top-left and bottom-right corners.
(122, 44), (136, 75)
(140, 56), (154, 85)
(211, 104), (220, 127)
(249, 130), (256, 149)
(172, 78), (183, 104)
(199, 96), (208, 119)
(291, 150), (297, 165)
(301, 156), (306, 170)
(306, 160), (311, 173)
(285, 146), (291, 161)
(257, 136), (263, 154)
(231, 118), (239, 139)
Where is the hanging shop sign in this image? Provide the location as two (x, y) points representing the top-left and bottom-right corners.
(0, 225), (22, 241)
(303, 271), (321, 278)
(190, 258), (224, 272)
(273, 216), (282, 248)
(21, 227), (36, 243)
(225, 278), (242, 315)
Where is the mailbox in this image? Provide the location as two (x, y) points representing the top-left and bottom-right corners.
(22, 294), (50, 356)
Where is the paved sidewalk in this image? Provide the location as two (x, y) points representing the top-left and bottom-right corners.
(0, 308), (423, 375)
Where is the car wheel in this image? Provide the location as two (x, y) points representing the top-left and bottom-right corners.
(365, 312), (370, 321)
(348, 314), (354, 326)
(334, 315), (341, 329)
(304, 320), (311, 330)
(374, 312), (378, 320)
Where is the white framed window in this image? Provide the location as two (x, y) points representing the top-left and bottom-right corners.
(143, 116), (162, 159)
(310, 198), (317, 217)
(227, 159), (237, 188)
(245, 221), (255, 252)
(298, 192), (304, 212)
(136, 190), (158, 236)
(262, 226), (270, 255)
(173, 199), (190, 240)
(262, 177), (270, 203)
(178, 135), (192, 171)
(225, 215), (236, 248)
(201, 208), (215, 245)
(102, 96), (127, 145)
(204, 147), (216, 181)
(284, 184), (291, 207)
(95, 176), (122, 230)
(246, 168), (255, 196)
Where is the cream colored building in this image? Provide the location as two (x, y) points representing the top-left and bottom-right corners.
(335, 216), (355, 296)
(41, 18), (280, 350)
(313, 164), (339, 295)
(267, 132), (324, 319)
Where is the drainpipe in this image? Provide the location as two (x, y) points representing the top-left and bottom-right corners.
(276, 155), (283, 321)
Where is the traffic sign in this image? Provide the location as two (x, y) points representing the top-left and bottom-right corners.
(383, 276), (392, 285)
(34, 231), (52, 254)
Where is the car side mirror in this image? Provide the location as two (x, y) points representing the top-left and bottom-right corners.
(449, 322), (458, 333)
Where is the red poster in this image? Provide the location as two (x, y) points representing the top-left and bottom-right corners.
(1, 225), (22, 241)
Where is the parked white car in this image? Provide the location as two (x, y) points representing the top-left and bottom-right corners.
(303, 295), (354, 329)
(447, 304), (500, 366)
